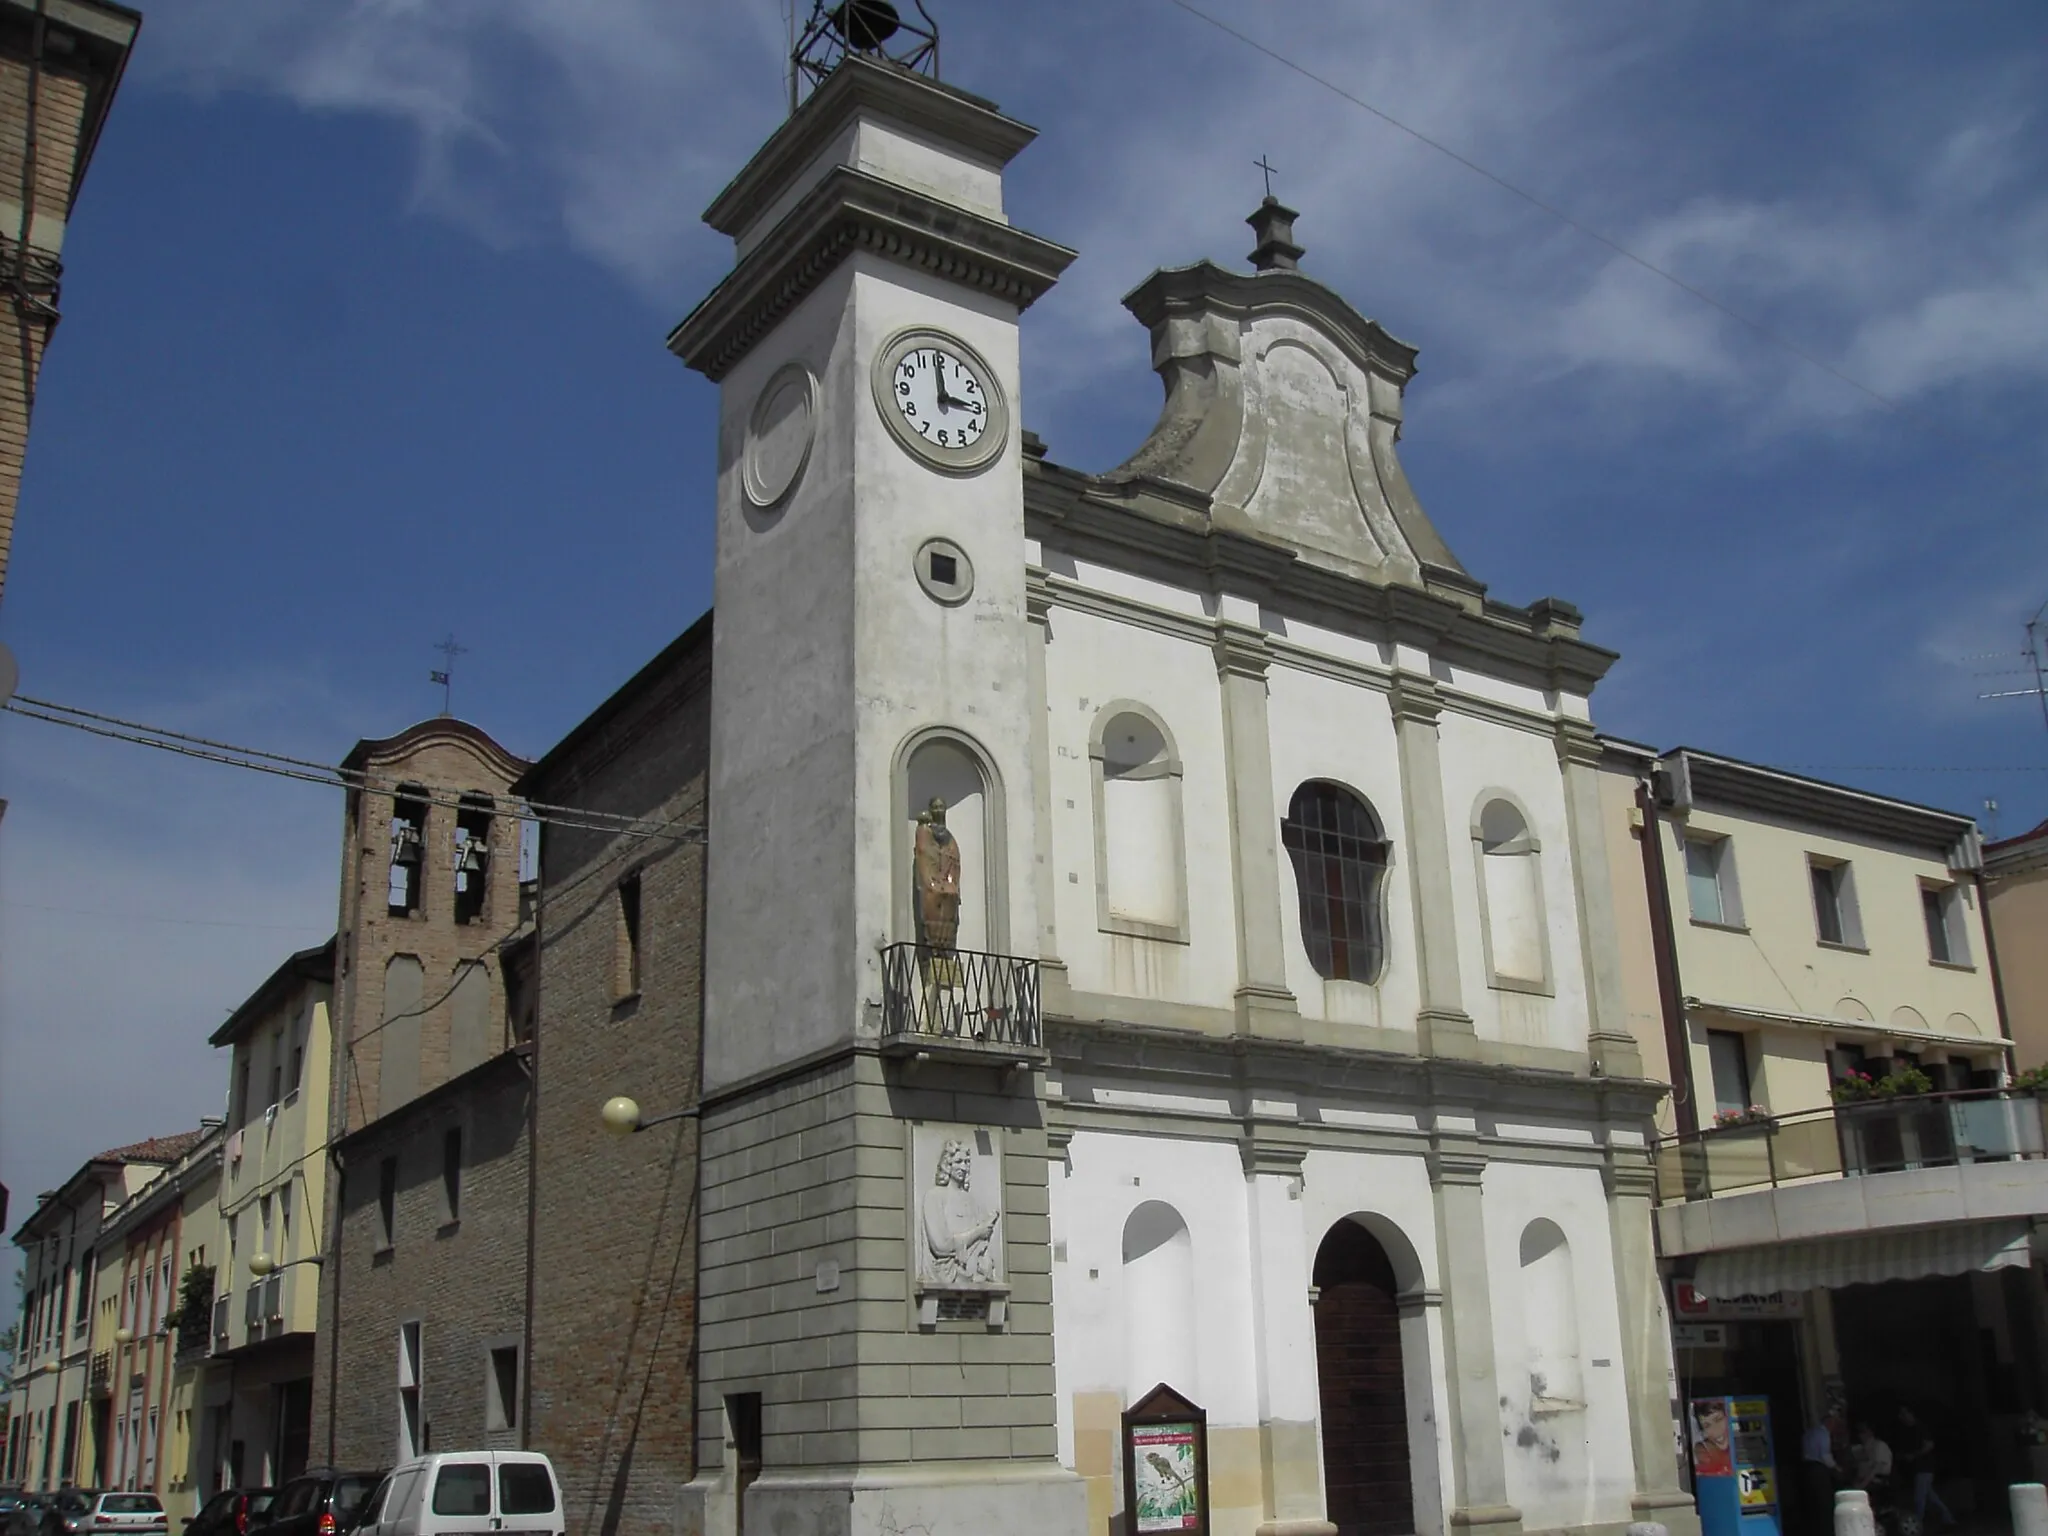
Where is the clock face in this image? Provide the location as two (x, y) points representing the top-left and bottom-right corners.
(891, 346), (989, 452)
(872, 328), (1008, 475)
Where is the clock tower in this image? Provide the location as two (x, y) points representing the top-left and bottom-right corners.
(669, 41), (1080, 1536)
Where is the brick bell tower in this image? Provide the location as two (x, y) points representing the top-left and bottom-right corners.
(668, 10), (1081, 1533)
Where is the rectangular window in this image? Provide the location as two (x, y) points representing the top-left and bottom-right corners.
(268, 1029), (284, 1111)
(378, 1158), (398, 1251)
(1684, 836), (1741, 926)
(498, 1464), (553, 1515)
(73, 1253), (92, 1330)
(485, 1345), (519, 1432)
(279, 1185), (293, 1254)
(235, 1058), (252, 1129)
(616, 873), (643, 999)
(1809, 858), (1864, 948)
(441, 1128), (463, 1226)
(1923, 883), (1971, 966)
(288, 1030), (304, 1098)
(728, 1392), (764, 1507)
(260, 1194), (273, 1259)
(1706, 1029), (1754, 1117)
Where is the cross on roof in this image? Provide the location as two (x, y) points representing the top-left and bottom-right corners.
(1255, 155), (1279, 199)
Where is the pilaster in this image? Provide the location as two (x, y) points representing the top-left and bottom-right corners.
(1602, 1153), (1701, 1536)
(1390, 678), (1477, 1059)
(1427, 1143), (1521, 1536)
(1215, 622), (1301, 1040)
(1027, 572), (1069, 1013)
(1557, 722), (1643, 1077)
(1241, 1147), (1334, 1536)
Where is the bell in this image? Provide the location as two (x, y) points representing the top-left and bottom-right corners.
(829, 0), (899, 51)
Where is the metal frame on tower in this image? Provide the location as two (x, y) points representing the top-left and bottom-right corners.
(789, 0), (939, 112)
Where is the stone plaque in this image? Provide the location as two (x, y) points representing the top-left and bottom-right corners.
(910, 1123), (1005, 1292)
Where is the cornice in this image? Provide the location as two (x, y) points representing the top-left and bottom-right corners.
(1661, 748), (1983, 868)
(1024, 468), (1617, 698)
(702, 57), (1036, 239)
(671, 164), (1076, 381)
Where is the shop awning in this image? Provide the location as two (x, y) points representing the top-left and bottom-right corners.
(1691, 1221), (2032, 1298)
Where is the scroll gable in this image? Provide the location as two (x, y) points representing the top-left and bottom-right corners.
(1110, 261), (1467, 586)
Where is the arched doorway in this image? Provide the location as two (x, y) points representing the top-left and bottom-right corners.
(1314, 1219), (1414, 1536)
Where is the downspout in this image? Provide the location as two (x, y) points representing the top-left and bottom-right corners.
(685, 833), (709, 1483)
(1635, 778), (1698, 1138)
(520, 833), (544, 1447)
(323, 1148), (344, 1467)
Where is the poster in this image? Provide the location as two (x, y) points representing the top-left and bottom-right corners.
(1131, 1422), (1200, 1532)
(1690, 1398), (1733, 1478)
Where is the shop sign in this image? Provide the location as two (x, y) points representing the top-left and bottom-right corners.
(1673, 1282), (1803, 1319)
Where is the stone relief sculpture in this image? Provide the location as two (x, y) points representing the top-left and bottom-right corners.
(913, 796), (962, 951)
(913, 1126), (1004, 1290)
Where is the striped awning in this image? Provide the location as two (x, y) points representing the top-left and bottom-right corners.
(1692, 1221), (2032, 1298)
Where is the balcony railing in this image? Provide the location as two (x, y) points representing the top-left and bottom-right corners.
(212, 1295), (230, 1354)
(880, 943), (1041, 1057)
(1654, 1087), (2048, 1204)
(88, 1351), (111, 1397)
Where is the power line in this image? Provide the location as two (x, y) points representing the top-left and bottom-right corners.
(1775, 764), (2048, 775)
(0, 900), (317, 932)
(1158, 0), (1903, 413)
(2, 697), (703, 845)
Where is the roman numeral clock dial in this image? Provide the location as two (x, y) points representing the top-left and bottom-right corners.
(872, 328), (1010, 475)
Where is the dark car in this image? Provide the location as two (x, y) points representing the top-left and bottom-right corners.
(2, 1495), (43, 1536)
(34, 1491), (102, 1536)
(184, 1491), (275, 1536)
(258, 1475), (382, 1536)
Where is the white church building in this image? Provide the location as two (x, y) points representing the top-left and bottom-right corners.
(671, 33), (1694, 1536)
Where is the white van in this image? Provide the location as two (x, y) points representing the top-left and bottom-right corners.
(352, 1453), (565, 1536)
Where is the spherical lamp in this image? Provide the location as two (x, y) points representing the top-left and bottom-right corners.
(248, 1252), (276, 1277)
(600, 1096), (642, 1137)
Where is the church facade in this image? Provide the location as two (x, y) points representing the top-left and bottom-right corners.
(670, 52), (1693, 1536)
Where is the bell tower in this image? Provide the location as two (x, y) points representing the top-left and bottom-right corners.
(669, 19), (1081, 1533)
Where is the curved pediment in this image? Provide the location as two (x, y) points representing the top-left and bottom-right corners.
(1108, 261), (1465, 586)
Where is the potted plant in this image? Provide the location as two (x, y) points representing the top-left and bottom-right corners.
(2013, 1065), (2048, 1093)
(1710, 1104), (1772, 1130)
(1831, 1067), (1932, 1104)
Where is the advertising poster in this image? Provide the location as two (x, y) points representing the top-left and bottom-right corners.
(1690, 1397), (1733, 1478)
(1132, 1422), (1200, 1532)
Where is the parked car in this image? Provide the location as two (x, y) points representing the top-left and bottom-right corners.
(259, 1474), (382, 1536)
(73, 1494), (166, 1536)
(33, 1491), (102, 1536)
(2, 1494), (44, 1536)
(184, 1490), (276, 1536)
(0, 1493), (26, 1522)
(353, 1454), (563, 1536)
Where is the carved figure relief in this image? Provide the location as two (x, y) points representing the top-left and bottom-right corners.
(912, 1125), (1004, 1291)
(913, 796), (963, 951)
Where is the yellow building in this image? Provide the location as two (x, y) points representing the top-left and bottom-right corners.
(201, 941), (335, 1488)
(1599, 744), (2041, 1519)
(1986, 818), (2048, 1069)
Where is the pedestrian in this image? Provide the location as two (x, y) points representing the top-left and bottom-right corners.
(1896, 1408), (1956, 1530)
(1851, 1421), (1894, 1493)
(1802, 1410), (1844, 1534)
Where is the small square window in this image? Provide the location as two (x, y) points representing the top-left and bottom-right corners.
(928, 551), (958, 585)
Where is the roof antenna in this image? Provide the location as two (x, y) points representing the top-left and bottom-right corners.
(790, 0), (939, 113)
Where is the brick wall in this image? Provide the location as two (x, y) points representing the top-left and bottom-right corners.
(313, 1059), (530, 1472)
(524, 622), (710, 1536)
(0, 5), (133, 606)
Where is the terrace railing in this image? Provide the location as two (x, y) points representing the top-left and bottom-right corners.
(1654, 1087), (2048, 1205)
(880, 943), (1041, 1057)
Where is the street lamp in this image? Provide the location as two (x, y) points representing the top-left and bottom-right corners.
(248, 1252), (324, 1277)
(599, 1096), (697, 1136)
(113, 1327), (134, 1345)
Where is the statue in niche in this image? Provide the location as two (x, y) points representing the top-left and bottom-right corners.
(917, 1135), (1001, 1287)
(913, 796), (962, 952)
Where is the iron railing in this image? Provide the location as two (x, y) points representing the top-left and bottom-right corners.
(880, 943), (1040, 1052)
(1654, 1087), (2048, 1204)
(88, 1351), (111, 1396)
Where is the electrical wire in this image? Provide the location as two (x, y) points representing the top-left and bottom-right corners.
(1158, 0), (1904, 413)
(2, 697), (704, 844)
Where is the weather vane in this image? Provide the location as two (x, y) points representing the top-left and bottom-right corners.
(1256, 154), (1279, 199)
(430, 633), (468, 717)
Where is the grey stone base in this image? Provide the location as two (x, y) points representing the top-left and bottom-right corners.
(679, 1461), (1087, 1536)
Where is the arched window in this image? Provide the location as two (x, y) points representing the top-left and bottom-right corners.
(1281, 782), (1387, 982)
(1473, 797), (1549, 990)
(1091, 705), (1187, 940)
(1122, 1201), (1196, 1402)
(1519, 1219), (1581, 1408)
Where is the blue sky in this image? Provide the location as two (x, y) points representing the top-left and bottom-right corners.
(2, 0), (2045, 1276)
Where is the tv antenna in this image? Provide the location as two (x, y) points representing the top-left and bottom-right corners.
(430, 633), (468, 717)
(1973, 598), (2048, 735)
(790, 0), (938, 112)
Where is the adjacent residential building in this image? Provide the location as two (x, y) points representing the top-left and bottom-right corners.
(5, 1134), (203, 1492)
(88, 1126), (220, 1507)
(0, 0), (140, 606)
(204, 941), (336, 1490)
(1603, 745), (2043, 1523)
(1986, 818), (2048, 1067)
